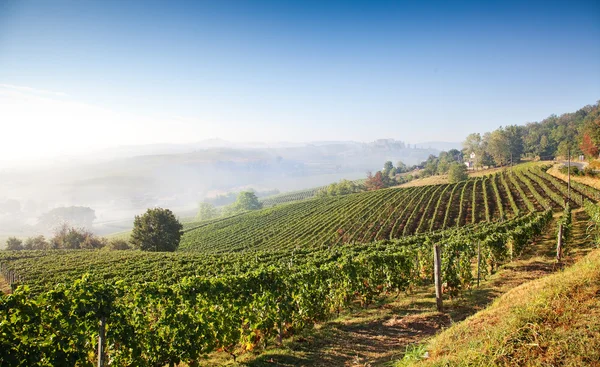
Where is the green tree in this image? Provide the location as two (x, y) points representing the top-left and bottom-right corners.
(234, 191), (263, 212)
(448, 163), (468, 183)
(131, 208), (183, 252)
(24, 235), (48, 250)
(486, 129), (511, 166)
(5, 237), (23, 251)
(196, 202), (218, 221)
(462, 133), (482, 157)
(395, 161), (408, 174)
(50, 224), (105, 249)
(382, 161), (394, 176)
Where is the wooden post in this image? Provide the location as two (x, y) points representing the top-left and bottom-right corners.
(567, 148), (571, 202)
(433, 244), (443, 312)
(477, 242), (481, 288)
(97, 316), (106, 367)
(277, 320), (283, 346)
(557, 223), (563, 263)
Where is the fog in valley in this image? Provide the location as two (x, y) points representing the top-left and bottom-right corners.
(0, 139), (458, 238)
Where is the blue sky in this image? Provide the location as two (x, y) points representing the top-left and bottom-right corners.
(0, 0), (599, 159)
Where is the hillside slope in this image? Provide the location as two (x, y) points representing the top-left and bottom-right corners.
(405, 248), (600, 367)
(180, 165), (593, 253)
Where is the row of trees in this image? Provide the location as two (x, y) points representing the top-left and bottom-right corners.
(6, 208), (184, 253)
(5, 226), (129, 251)
(463, 102), (600, 168)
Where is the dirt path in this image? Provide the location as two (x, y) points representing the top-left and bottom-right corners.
(202, 210), (593, 367)
(0, 274), (11, 295)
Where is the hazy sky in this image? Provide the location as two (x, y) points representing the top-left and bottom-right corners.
(0, 0), (599, 161)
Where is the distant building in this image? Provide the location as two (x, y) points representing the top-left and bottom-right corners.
(466, 152), (476, 170)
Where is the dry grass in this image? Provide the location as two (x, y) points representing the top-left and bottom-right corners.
(0, 275), (11, 294)
(399, 163), (541, 188)
(467, 166), (509, 177)
(399, 175), (448, 188)
(404, 249), (600, 367)
(547, 163), (600, 191)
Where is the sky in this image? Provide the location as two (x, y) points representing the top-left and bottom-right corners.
(0, 0), (599, 162)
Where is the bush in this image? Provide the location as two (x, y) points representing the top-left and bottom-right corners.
(51, 224), (105, 249)
(448, 163), (469, 183)
(559, 165), (581, 176)
(107, 238), (131, 250)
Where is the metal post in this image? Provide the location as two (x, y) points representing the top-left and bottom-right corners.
(433, 244), (443, 312)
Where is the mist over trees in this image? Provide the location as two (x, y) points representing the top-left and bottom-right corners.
(37, 206), (96, 231)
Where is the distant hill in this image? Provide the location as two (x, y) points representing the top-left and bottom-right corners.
(415, 141), (461, 151)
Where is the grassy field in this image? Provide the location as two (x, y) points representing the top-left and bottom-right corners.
(404, 245), (599, 366)
(548, 162), (600, 191)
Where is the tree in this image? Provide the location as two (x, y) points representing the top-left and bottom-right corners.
(233, 191), (262, 212)
(462, 133), (482, 157)
(5, 237), (23, 251)
(581, 133), (599, 158)
(196, 202), (218, 221)
(382, 161), (394, 176)
(448, 163), (468, 183)
(24, 235), (48, 250)
(365, 171), (386, 191)
(395, 161), (408, 174)
(486, 129), (511, 166)
(131, 208), (183, 252)
(50, 224), (105, 249)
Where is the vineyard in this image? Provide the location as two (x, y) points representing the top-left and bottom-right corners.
(259, 186), (324, 207)
(179, 165), (591, 253)
(1, 210), (552, 366)
(1, 164), (598, 365)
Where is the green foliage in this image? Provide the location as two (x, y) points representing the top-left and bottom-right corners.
(0, 212), (553, 366)
(235, 191), (262, 211)
(50, 224), (106, 249)
(23, 235), (48, 250)
(318, 179), (364, 197)
(448, 163), (468, 183)
(107, 238), (131, 251)
(131, 208), (183, 252)
(558, 203), (572, 245)
(178, 166), (600, 253)
(584, 200), (600, 247)
(195, 202), (218, 221)
(5, 237), (23, 251)
(260, 187), (324, 207)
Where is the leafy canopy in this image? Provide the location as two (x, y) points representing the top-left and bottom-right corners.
(131, 208), (183, 252)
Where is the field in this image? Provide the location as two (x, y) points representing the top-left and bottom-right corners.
(1, 163), (599, 366)
(179, 165), (590, 253)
